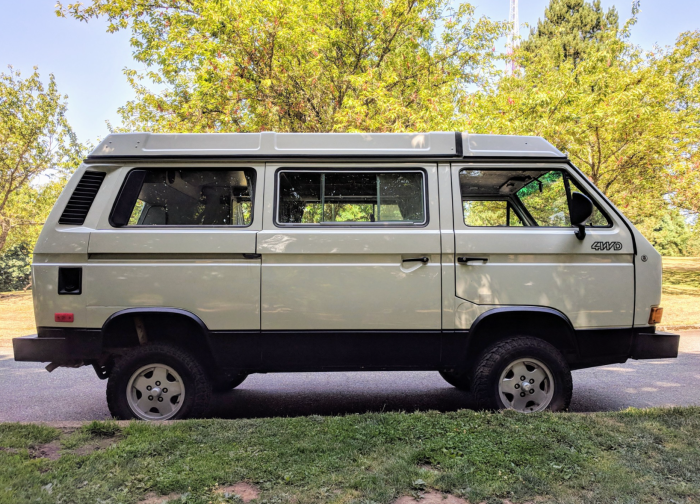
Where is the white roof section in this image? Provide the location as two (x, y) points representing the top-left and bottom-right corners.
(461, 133), (565, 158)
(88, 132), (565, 159)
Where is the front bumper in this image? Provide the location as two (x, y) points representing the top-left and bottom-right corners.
(13, 328), (102, 363)
(631, 330), (680, 359)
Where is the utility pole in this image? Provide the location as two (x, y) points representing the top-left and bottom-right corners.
(507, 0), (519, 75)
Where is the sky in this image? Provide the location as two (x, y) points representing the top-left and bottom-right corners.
(2, 0), (699, 147)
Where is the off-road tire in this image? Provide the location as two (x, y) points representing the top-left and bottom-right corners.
(439, 370), (470, 390)
(471, 337), (572, 412)
(106, 343), (212, 420)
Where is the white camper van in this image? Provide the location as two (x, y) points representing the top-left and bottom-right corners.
(14, 132), (679, 420)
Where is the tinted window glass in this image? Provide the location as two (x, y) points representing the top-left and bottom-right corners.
(278, 171), (425, 224)
(458, 168), (610, 228)
(463, 200), (523, 227)
(516, 171), (571, 227)
(126, 169), (254, 226)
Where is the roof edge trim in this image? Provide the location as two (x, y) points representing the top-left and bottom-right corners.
(88, 132), (565, 159)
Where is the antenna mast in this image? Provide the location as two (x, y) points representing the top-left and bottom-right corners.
(507, 0), (519, 75)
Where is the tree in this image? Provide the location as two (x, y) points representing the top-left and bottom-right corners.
(1, 180), (66, 252)
(57, 0), (505, 133)
(468, 2), (700, 227)
(636, 211), (693, 257)
(520, 0), (619, 66)
(0, 243), (32, 291)
(0, 66), (84, 251)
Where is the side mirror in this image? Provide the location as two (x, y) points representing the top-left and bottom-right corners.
(570, 192), (593, 240)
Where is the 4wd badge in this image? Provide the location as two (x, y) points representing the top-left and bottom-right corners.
(591, 241), (622, 251)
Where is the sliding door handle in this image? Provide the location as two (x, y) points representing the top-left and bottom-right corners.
(403, 256), (429, 263)
(243, 253), (262, 259)
(457, 257), (488, 265)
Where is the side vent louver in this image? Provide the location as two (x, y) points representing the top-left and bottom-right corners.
(58, 171), (106, 225)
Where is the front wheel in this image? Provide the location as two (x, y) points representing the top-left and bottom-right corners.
(106, 344), (212, 420)
(471, 337), (572, 413)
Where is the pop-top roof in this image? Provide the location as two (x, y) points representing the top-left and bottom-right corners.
(87, 132), (565, 160)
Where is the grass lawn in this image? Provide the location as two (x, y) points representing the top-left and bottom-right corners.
(1, 408), (700, 504)
(661, 257), (700, 329)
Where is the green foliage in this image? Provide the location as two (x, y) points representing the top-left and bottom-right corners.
(637, 211), (697, 257)
(53, 0), (700, 254)
(469, 2), (700, 239)
(520, 0), (619, 66)
(2, 179), (66, 253)
(687, 229), (700, 257)
(0, 66), (87, 253)
(0, 243), (32, 291)
(56, 0), (506, 133)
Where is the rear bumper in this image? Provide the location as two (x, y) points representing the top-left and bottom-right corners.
(13, 328), (102, 363)
(631, 331), (680, 359)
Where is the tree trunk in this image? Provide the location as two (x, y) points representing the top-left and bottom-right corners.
(0, 216), (10, 252)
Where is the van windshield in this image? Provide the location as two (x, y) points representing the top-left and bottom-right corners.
(459, 169), (610, 228)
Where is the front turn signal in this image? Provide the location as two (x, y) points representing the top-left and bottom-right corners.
(649, 307), (663, 325)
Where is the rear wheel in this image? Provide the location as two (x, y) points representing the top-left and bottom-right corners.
(106, 343), (212, 420)
(471, 337), (572, 413)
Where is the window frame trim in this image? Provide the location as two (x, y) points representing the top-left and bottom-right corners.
(457, 167), (613, 230)
(273, 167), (430, 228)
(108, 167), (258, 229)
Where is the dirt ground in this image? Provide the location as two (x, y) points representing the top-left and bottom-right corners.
(0, 291), (34, 347)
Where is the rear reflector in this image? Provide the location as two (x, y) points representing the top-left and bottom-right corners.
(648, 307), (663, 325)
(55, 313), (74, 323)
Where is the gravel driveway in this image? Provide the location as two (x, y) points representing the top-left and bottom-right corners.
(1, 331), (698, 422)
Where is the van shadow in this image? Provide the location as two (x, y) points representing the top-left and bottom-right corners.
(208, 344), (700, 418)
(208, 371), (479, 419)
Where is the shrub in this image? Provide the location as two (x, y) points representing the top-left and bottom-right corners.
(0, 243), (32, 292)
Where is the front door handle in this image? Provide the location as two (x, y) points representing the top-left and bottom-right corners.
(457, 257), (488, 265)
(403, 256), (429, 263)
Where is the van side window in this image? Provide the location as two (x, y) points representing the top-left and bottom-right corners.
(463, 200), (524, 227)
(277, 171), (425, 225)
(516, 171), (571, 227)
(112, 169), (255, 227)
(459, 169), (610, 228)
